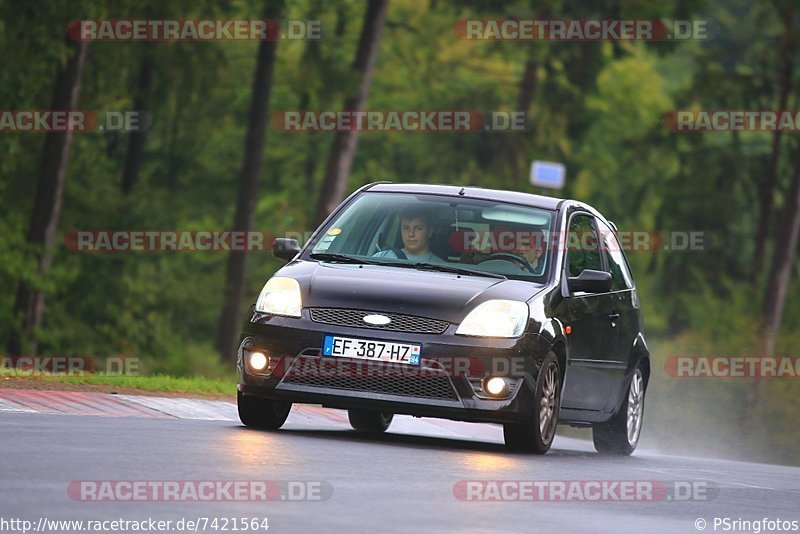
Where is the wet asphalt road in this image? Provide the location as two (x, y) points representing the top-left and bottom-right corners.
(2, 407), (799, 534)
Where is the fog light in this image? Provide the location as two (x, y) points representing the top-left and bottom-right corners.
(248, 351), (269, 372)
(483, 376), (509, 397)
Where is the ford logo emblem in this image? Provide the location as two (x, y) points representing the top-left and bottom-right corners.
(363, 314), (391, 326)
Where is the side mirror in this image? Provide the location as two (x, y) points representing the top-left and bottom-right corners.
(567, 269), (612, 294)
(272, 238), (301, 262)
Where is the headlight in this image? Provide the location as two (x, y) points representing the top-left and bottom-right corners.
(255, 277), (302, 317)
(455, 300), (529, 338)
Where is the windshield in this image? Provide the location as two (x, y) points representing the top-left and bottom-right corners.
(306, 192), (554, 282)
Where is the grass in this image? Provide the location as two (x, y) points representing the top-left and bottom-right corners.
(32, 373), (236, 396)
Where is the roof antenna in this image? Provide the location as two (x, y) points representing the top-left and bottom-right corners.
(458, 187), (465, 196)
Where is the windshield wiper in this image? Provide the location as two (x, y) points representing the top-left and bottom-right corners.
(377, 260), (507, 280)
(311, 254), (507, 279)
(414, 262), (507, 279)
(309, 253), (376, 265)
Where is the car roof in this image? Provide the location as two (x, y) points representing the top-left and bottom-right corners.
(365, 182), (564, 210)
(363, 182), (613, 225)
(364, 182), (576, 212)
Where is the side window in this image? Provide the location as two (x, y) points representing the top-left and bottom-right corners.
(566, 214), (602, 277)
(598, 220), (634, 290)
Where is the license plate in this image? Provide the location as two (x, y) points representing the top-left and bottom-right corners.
(323, 335), (421, 366)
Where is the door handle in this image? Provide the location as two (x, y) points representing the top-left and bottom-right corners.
(608, 312), (620, 327)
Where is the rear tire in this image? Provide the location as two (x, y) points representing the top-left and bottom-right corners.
(503, 352), (561, 454)
(237, 391), (291, 430)
(348, 409), (394, 433)
(592, 367), (646, 455)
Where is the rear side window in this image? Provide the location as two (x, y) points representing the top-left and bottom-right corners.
(566, 214), (602, 277)
(598, 220), (634, 290)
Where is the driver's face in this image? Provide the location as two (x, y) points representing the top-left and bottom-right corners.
(522, 245), (543, 266)
(521, 231), (545, 267)
(401, 217), (432, 255)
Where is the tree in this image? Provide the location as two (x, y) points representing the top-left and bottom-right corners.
(762, 144), (800, 355)
(752, 3), (795, 279)
(216, 0), (284, 362)
(752, 144), (800, 423)
(314, 0), (390, 225)
(121, 51), (153, 196)
(7, 36), (88, 355)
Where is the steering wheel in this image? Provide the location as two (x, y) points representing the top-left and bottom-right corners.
(478, 252), (536, 273)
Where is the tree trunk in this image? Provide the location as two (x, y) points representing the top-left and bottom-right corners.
(300, 91), (318, 194)
(761, 145), (800, 358)
(314, 0), (390, 225)
(216, 1), (283, 362)
(516, 56), (537, 116)
(752, 5), (795, 280)
(7, 37), (88, 356)
(507, 53), (537, 183)
(121, 53), (153, 196)
(749, 144), (800, 434)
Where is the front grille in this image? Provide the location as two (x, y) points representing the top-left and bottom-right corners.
(280, 357), (459, 400)
(309, 308), (449, 334)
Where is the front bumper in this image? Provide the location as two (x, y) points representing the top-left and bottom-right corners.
(237, 309), (552, 424)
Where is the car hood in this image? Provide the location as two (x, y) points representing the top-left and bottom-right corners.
(275, 260), (546, 323)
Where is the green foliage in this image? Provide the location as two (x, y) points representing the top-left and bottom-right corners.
(38, 373), (235, 395)
(1, 0), (799, 464)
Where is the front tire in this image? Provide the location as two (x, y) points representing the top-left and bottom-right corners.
(237, 391), (291, 430)
(592, 367), (646, 455)
(503, 352), (561, 454)
(348, 409), (394, 433)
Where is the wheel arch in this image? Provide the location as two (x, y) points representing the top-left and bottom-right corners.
(631, 333), (651, 388)
(549, 338), (567, 387)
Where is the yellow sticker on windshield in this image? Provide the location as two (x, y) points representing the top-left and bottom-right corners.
(327, 228), (342, 235)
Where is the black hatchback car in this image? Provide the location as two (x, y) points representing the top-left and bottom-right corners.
(237, 183), (650, 455)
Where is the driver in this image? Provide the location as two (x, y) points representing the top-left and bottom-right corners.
(374, 208), (444, 263)
(477, 225), (546, 274)
(519, 228), (546, 274)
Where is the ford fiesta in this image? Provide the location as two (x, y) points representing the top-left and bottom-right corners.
(237, 183), (650, 455)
